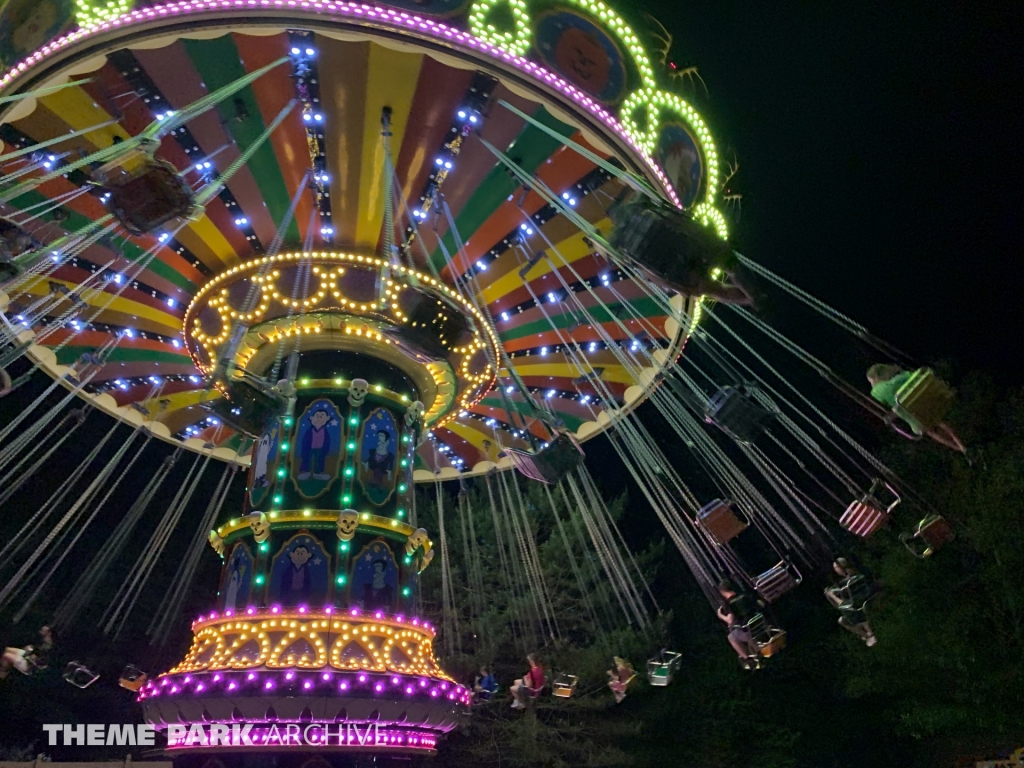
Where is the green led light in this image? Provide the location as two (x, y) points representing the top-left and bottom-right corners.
(273, 495), (282, 504)
(400, 458), (408, 467)
(342, 495), (351, 504)
(284, 417), (293, 426)
(334, 378), (342, 385)
(397, 508), (405, 517)
(347, 441), (356, 451)
(281, 442), (289, 452)
(374, 385), (382, 392)
(404, 555), (412, 565)
(402, 434), (410, 444)
(398, 484), (407, 493)
(259, 542), (268, 552)
(340, 542), (349, 552)
(277, 468), (286, 478)
(255, 574), (265, 585)
(303, 509), (311, 517)
(344, 467), (353, 477)
(336, 574), (346, 585)
(349, 417), (358, 426)
(402, 586), (411, 597)
(301, 378), (310, 385)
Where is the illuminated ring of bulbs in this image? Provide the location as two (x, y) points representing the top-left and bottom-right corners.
(76, 0), (134, 28)
(183, 251), (501, 376)
(468, 0), (532, 57)
(170, 615), (452, 681)
(466, 0), (727, 236)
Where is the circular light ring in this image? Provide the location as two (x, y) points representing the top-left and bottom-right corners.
(171, 613), (451, 680)
(468, 0), (531, 57)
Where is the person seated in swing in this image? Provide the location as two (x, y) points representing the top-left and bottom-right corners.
(824, 558), (877, 647)
(0, 626), (53, 679)
(607, 656), (635, 704)
(473, 665), (498, 702)
(715, 580), (762, 670)
(510, 653), (545, 709)
(866, 364), (965, 453)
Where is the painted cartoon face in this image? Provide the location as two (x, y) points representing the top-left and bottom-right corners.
(373, 560), (385, 574)
(555, 28), (611, 93)
(290, 546), (311, 566)
(310, 410), (329, 429)
(336, 509), (358, 541)
(376, 431), (390, 449)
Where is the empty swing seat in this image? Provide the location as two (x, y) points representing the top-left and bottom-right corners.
(607, 196), (733, 293)
(894, 368), (954, 431)
(552, 674), (578, 698)
(754, 562), (802, 603)
(505, 432), (584, 485)
(841, 482), (899, 538)
(697, 499), (748, 545)
(646, 651), (682, 686)
(900, 514), (955, 558)
(97, 157), (197, 236)
(63, 661), (100, 689)
(704, 386), (774, 444)
(118, 665), (147, 692)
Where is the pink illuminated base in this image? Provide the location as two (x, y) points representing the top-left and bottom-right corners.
(141, 668), (472, 706)
(0, 0), (681, 209)
(164, 722), (439, 752)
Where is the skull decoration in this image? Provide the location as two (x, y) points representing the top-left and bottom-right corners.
(405, 527), (429, 556)
(348, 378), (368, 409)
(418, 547), (435, 573)
(336, 509), (359, 541)
(208, 529), (225, 557)
(248, 511), (271, 543)
(404, 400), (426, 429)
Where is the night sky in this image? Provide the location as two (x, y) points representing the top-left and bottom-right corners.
(1, 3), (1021, 751)
(636, 0), (1022, 383)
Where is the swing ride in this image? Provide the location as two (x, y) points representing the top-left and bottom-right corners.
(0, 0), (970, 757)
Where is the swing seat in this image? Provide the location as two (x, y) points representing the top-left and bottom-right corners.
(841, 497), (891, 538)
(646, 651), (682, 686)
(118, 665), (147, 692)
(96, 157), (198, 236)
(63, 661), (100, 689)
(894, 368), (954, 432)
(697, 499), (748, 545)
(504, 432), (584, 485)
(900, 514), (954, 559)
(746, 614), (786, 658)
(607, 196), (732, 293)
(753, 561), (802, 603)
(551, 674), (578, 698)
(704, 386), (774, 444)
(208, 377), (286, 438)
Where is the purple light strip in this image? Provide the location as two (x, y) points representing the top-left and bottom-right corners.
(164, 722), (439, 750)
(0, 0), (679, 208)
(142, 669), (472, 707)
